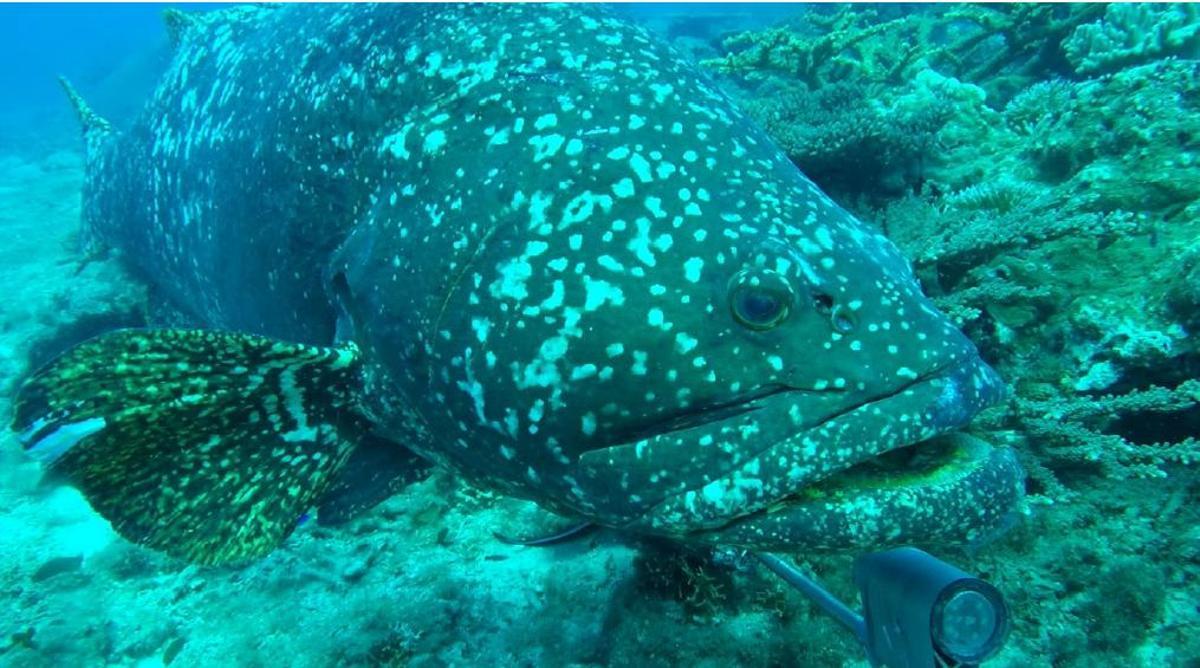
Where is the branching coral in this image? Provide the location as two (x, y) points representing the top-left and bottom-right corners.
(929, 268), (1054, 327)
(1002, 80), (1092, 182)
(1001, 60), (1200, 215)
(1012, 380), (1200, 481)
(1166, 243), (1200, 330)
(701, 8), (931, 89)
(881, 184), (1140, 308)
(737, 81), (951, 197)
(704, 3), (1200, 507)
(706, 4), (1106, 105)
(1064, 3), (1200, 76)
(938, 4), (1106, 85)
(907, 202), (1138, 274)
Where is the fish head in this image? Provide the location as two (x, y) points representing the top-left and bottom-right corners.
(332, 4), (1022, 550)
(563, 179), (1021, 549)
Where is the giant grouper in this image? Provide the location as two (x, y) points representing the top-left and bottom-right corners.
(11, 4), (1023, 565)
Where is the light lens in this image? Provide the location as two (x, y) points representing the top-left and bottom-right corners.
(931, 581), (1010, 663)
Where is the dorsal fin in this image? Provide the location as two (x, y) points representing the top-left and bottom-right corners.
(162, 8), (198, 48)
(57, 77), (112, 146)
(164, 5), (278, 50)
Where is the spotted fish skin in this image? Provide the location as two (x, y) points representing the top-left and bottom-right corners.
(77, 4), (1021, 550)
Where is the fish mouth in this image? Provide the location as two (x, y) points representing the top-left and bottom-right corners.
(605, 384), (798, 446)
(617, 355), (1024, 549)
(608, 357), (966, 449)
(693, 431), (1026, 550)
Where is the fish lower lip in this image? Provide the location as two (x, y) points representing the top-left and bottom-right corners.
(692, 433), (1025, 551)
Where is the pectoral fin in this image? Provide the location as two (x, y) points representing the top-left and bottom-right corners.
(317, 432), (433, 526)
(12, 328), (366, 566)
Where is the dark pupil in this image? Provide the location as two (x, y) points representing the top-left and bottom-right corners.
(739, 290), (780, 322)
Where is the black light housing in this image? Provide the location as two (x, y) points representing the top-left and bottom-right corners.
(756, 547), (1010, 667)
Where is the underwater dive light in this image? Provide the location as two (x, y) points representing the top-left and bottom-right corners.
(755, 547), (1010, 667)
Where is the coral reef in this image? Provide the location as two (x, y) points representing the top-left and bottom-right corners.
(1013, 379), (1200, 483)
(706, 4), (1107, 100)
(702, 9), (929, 89)
(701, 3), (1200, 665)
(937, 4), (1106, 88)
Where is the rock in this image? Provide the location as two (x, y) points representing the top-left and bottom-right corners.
(31, 555), (82, 583)
(341, 559), (370, 583)
(162, 636), (186, 666)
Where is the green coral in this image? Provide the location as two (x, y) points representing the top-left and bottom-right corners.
(937, 4), (1106, 93)
(704, 6), (1196, 205)
(1013, 380), (1200, 486)
(706, 4), (1106, 103)
(735, 80), (951, 198)
(1065, 3), (1200, 76)
(710, 4), (1200, 500)
(633, 543), (733, 618)
(1003, 61), (1200, 215)
(702, 7), (932, 89)
(1166, 242), (1200, 329)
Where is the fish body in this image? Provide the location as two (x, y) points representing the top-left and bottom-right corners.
(16, 4), (1022, 564)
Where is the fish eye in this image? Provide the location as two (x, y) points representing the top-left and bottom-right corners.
(729, 269), (793, 331)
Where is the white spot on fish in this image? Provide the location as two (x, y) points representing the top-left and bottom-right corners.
(675, 332), (698, 354)
(612, 178), (635, 199)
(583, 276), (626, 311)
(423, 129), (447, 154)
(629, 153), (653, 182)
(471, 317), (491, 343)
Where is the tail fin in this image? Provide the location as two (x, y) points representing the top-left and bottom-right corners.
(12, 329), (367, 565)
(58, 77), (112, 152)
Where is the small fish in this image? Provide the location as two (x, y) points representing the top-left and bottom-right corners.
(12, 4), (1022, 565)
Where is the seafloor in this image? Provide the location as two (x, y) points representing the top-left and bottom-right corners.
(2, 4), (1199, 667)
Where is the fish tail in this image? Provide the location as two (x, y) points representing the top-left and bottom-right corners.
(12, 328), (366, 565)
